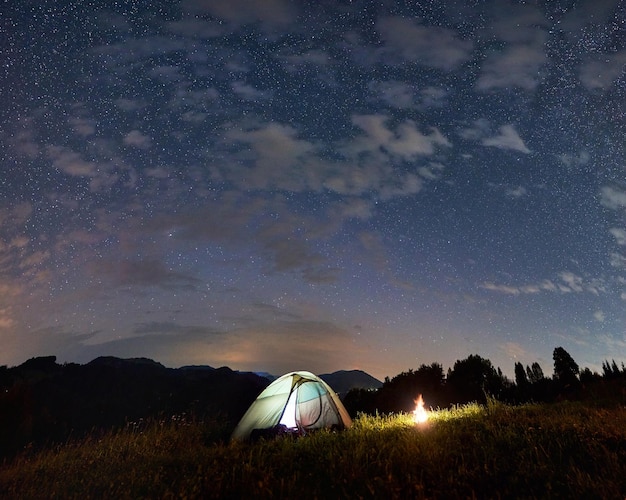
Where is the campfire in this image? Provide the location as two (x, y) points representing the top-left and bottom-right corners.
(413, 394), (428, 424)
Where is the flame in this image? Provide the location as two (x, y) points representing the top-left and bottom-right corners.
(413, 394), (428, 424)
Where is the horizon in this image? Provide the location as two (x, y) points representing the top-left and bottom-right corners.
(5, 347), (611, 382)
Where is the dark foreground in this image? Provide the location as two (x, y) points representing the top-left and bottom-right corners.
(1, 401), (625, 499)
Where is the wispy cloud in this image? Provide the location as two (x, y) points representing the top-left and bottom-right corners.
(344, 114), (451, 161)
(482, 125), (531, 154)
(610, 228), (626, 246)
(601, 185), (626, 210)
(123, 130), (152, 149)
(92, 258), (202, 290)
(477, 2), (548, 91)
(579, 50), (626, 90)
(500, 341), (529, 360)
(482, 271), (605, 296)
(506, 186), (527, 198)
(376, 16), (473, 70)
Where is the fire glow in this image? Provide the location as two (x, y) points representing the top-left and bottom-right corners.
(413, 394), (428, 424)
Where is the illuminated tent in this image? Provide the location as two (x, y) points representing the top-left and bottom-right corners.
(231, 371), (352, 441)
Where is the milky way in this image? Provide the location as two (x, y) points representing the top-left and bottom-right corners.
(2, 0), (626, 379)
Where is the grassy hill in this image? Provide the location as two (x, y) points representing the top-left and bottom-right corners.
(2, 400), (625, 498)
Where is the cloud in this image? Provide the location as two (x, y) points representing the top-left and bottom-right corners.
(213, 117), (447, 200)
(0, 201), (32, 227)
(46, 146), (123, 192)
(482, 125), (531, 154)
(610, 228), (626, 246)
(92, 36), (186, 68)
(140, 194), (341, 284)
(279, 49), (331, 72)
(506, 186), (527, 198)
(482, 272), (604, 296)
(345, 114), (451, 160)
(368, 80), (416, 109)
(219, 122), (318, 191)
(594, 310), (606, 323)
(331, 198), (374, 220)
(115, 98), (145, 111)
(600, 185), (626, 210)
(482, 282), (521, 295)
(579, 50), (626, 90)
(8, 116), (40, 158)
(93, 258), (201, 290)
(149, 65), (183, 82)
(500, 341), (528, 360)
(368, 81), (448, 110)
(60, 318), (359, 375)
(58, 324), (224, 366)
(69, 116), (96, 136)
(610, 252), (626, 269)
(558, 271), (584, 293)
(261, 236), (325, 273)
(166, 18), (225, 39)
(47, 145), (99, 177)
(132, 321), (221, 337)
(231, 81), (272, 101)
(181, 0), (297, 30)
(376, 16), (473, 70)
(215, 320), (359, 375)
(477, 45), (547, 91)
(0, 308), (15, 329)
(477, 3), (547, 91)
(558, 151), (590, 168)
(123, 130), (152, 149)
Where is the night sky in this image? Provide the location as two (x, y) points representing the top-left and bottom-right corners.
(2, 0), (626, 379)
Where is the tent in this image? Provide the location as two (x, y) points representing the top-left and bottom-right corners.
(231, 371), (352, 441)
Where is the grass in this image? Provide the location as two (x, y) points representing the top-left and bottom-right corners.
(1, 401), (626, 498)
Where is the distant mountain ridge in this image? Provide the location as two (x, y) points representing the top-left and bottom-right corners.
(320, 369), (383, 396)
(177, 365), (382, 392)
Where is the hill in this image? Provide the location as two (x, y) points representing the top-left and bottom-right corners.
(0, 356), (269, 459)
(320, 369), (382, 396)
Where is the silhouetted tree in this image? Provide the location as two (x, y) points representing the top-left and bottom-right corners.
(525, 362), (545, 384)
(553, 347), (580, 397)
(447, 355), (506, 404)
(602, 359), (623, 380)
(514, 362), (528, 387)
(579, 367), (601, 384)
(512, 362), (532, 402)
(376, 363), (447, 412)
(343, 388), (378, 417)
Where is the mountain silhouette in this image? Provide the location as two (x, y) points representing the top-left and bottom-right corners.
(0, 356), (382, 459)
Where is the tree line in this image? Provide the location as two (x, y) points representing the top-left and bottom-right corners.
(343, 346), (626, 415)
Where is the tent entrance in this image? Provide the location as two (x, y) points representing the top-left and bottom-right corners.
(279, 388), (298, 428)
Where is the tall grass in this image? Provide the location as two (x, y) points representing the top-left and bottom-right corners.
(2, 402), (625, 498)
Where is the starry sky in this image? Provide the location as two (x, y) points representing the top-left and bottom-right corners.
(2, 0), (626, 379)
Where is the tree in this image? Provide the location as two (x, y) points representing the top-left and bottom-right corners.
(553, 347), (580, 389)
(343, 388), (378, 417)
(579, 367), (601, 384)
(376, 363), (447, 412)
(525, 362), (545, 384)
(602, 359), (622, 380)
(514, 362), (529, 387)
(447, 354), (506, 404)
